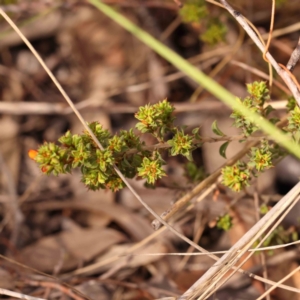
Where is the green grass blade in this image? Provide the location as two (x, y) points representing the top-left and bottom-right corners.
(88, 0), (300, 159)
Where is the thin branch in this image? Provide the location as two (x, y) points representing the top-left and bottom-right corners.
(0, 100), (229, 115)
(261, 22), (300, 40)
(120, 239), (300, 257)
(287, 37), (300, 72)
(230, 60), (291, 94)
(0, 288), (45, 300)
(262, 0), (275, 62)
(25, 281), (85, 300)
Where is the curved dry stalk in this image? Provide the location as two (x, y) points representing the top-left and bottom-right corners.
(230, 60), (290, 94)
(262, 0), (275, 89)
(219, 0), (300, 104)
(179, 183), (300, 299)
(261, 22), (300, 40)
(262, 0), (275, 62)
(198, 193), (300, 300)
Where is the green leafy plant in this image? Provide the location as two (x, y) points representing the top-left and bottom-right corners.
(221, 82), (287, 192)
(217, 214), (233, 231)
(253, 226), (298, 255)
(179, 0), (227, 45)
(30, 82), (299, 195)
(179, 0), (208, 23)
(30, 100), (188, 191)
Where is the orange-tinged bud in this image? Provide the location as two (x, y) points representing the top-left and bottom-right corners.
(28, 149), (38, 160)
(41, 166), (48, 173)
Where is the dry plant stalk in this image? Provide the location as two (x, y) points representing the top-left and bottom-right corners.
(219, 0), (300, 102)
(177, 1), (300, 299)
(179, 183), (300, 299)
(0, 288), (46, 300)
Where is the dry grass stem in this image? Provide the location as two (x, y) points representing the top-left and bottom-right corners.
(179, 182), (300, 299)
(0, 288), (46, 300)
(257, 265), (300, 300)
(219, 0), (300, 104)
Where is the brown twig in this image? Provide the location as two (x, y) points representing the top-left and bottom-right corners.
(0, 253), (92, 300)
(262, 0), (275, 63)
(127, 134), (267, 157)
(279, 63), (300, 91)
(0, 288), (45, 300)
(25, 280), (85, 300)
(230, 60), (291, 95)
(0, 100), (228, 115)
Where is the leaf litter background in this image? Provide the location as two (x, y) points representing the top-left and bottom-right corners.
(0, 1), (300, 299)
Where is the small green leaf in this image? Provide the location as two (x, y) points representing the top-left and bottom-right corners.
(212, 120), (225, 136)
(219, 141), (229, 158)
(264, 105), (274, 116)
(192, 127), (199, 135)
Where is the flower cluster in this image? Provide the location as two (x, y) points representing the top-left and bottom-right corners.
(253, 225), (298, 255)
(168, 129), (194, 161)
(179, 0), (208, 23)
(135, 99), (174, 139)
(30, 100), (197, 191)
(220, 81), (285, 192)
(231, 81), (271, 136)
(30, 123), (145, 191)
(30, 81), (299, 194)
(222, 161), (251, 192)
(216, 214), (233, 231)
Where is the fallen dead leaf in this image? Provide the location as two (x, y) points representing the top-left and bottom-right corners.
(20, 227), (126, 273)
(31, 199), (154, 241)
